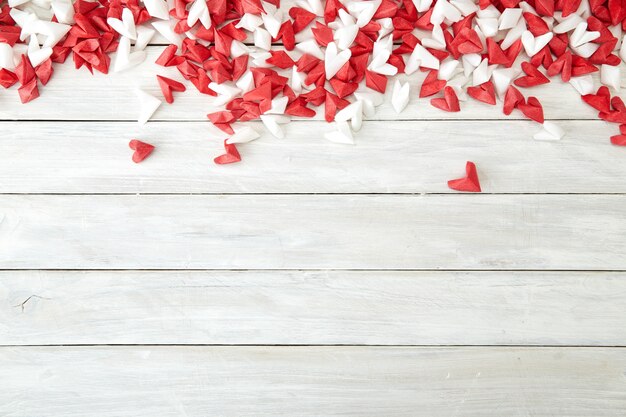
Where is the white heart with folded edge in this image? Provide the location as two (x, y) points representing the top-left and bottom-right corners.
(534, 121), (565, 141)
(499, 8), (522, 30)
(113, 36), (146, 73)
(188, 0), (211, 29)
(404, 44), (440, 74)
(0, 42), (15, 70)
(210, 82), (242, 106)
(266, 96), (289, 115)
(325, 41), (352, 80)
(144, 0), (169, 20)
(254, 28), (272, 51)
(569, 75), (594, 95)
(333, 23), (359, 50)
(296, 39), (324, 59)
(260, 115), (290, 138)
(421, 24), (447, 50)
(600, 64), (621, 91)
(237, 14), (263, 32)
(492, 67), (521, 98)
(412, 0), (434, 13)
(391, 80), (410, 114)
(500, 18), (526, 50)
(297, 0), (323, 16)
(51, 0), (75, 24)
(431, 0), (462, 25)
(27, 35), (52, 68)
(324, 121), (354, 145)
(569, 22), (600, 48)
(346, 0), (381, 27)
(553, 13), (583, 34)
(354, 87), (384, 118)
(235, 72), (255, 95)
(152, 20), (183, 47)
(261, 8), (283, 38)
(134, 26), (155, 51)
(107, 8), (137, 40)
(335, 100), (363, 131)
(227, 126), (260, 144)
(438, 59), (461, 81)
(136, 88), (162, 125)
(521, 30), (554, 56)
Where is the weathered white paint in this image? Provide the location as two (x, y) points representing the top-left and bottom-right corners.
(0, 120), (624, 194)
(0, 195), (624, 270)
(1, 346), (625, 416)
(2, 270), (626, 346)
(0, 46), (616, 121)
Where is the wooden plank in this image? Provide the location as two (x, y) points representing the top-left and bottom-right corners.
(0, 46), (615, 121)
(2, 270), (626, 346)
(1, 346), (625, 416)
(0, 195), (624, 270)
(1, 120), (625, 194)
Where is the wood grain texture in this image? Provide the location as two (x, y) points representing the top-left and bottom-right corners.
(0, 46), (615, 121)
(1, 346), (625, 417)
(0, 194), (624, 270)
(2, 270), (626, 346)
(1, 120), (624, 194)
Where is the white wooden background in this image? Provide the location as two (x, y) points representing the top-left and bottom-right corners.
(1, 42), (626, 416)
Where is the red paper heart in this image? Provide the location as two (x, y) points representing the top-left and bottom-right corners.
(420, 70), (446, 97)
(582, 86), (611, 112)
(214, 140), (241, 164)
(448, 161), (481, 192)
(430, 86), (460, 112)
(156, 75), (186, 104)
(467, 81), (496, 105)
(518, 96), (544, 123)
(514, 62), (550, 87)
(129, 139), (155, 163)
(503, 85), (525, 115)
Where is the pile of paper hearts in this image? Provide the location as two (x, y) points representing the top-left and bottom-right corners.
(1, 0), (626, 171)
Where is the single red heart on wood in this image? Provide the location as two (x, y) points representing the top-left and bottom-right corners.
(582, 86), (611, 112)
(129, 140), (155, 163)
(214, 140), (241, 164)
(514, 62), (550, 87)
(518, 96), (544, 123)
(156, 75), (186, 104)
(448, 161), (481, 192)
(430, 86), (460, 112)
(467, 81), (496, 105)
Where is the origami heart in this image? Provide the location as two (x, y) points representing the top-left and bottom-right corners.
(430, 86), (460, 112)
(187, 0), (211, 29)
(609, 124), (626, 146)
(136, 89), (161, 125)
(419, 70), (446, 97)
(467, 81), (496, 105)
(324, 120), (354, 144)
(448, 161), (481, 192)
(534, 121), (565, 141)
(156, 75), (186, 104)
(143, 0), (169, 20)
(514, 62), (549, 87)
(518, 96), (544, 123)
(521, 30), (553, 57)
(107, 8), (137, 40)
(324, 41), (351, 79)
(214, 140), (241, 164)
(391, 79), (410, 113)
(582, 86), (611, 112)
(129, 139), (155, 163)
(569, 22), (600, 48)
